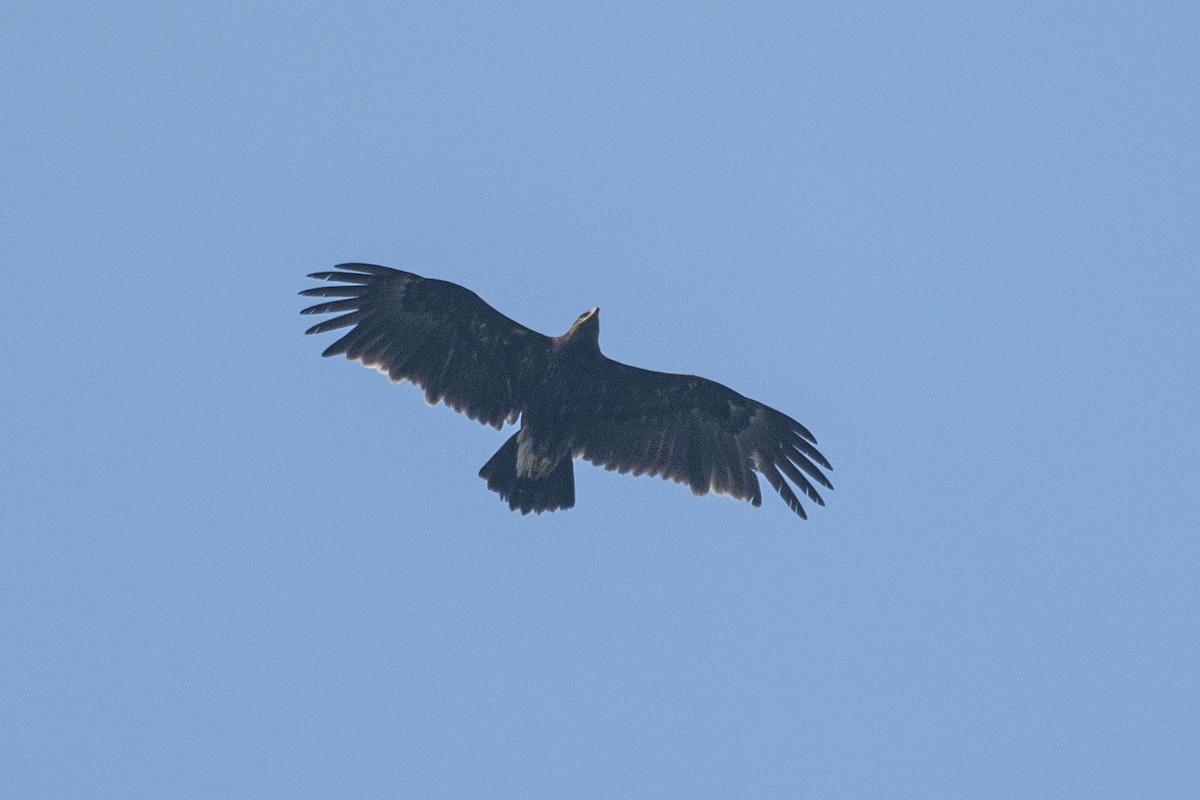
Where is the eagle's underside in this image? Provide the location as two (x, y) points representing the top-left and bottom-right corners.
(301, 262), (831, 518)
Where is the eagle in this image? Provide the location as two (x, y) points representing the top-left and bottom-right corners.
(300, 263), (832, 518)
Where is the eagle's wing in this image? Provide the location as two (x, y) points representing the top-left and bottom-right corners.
(300, 263), (552, 429)
(576, 360), (832, 518)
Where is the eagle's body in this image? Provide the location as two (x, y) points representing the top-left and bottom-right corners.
(301, 263), (832, 518)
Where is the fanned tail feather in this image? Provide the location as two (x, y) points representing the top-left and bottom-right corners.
(479, 433), (575, 514)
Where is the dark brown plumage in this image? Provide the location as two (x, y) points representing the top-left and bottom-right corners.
(300, 263), (832, 518)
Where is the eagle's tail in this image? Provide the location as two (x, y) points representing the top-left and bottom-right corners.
(479, 433), (575, 514)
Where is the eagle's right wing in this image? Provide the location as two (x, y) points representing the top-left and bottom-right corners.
(301, 263), (552, 429)
(575, 359), (832, 518)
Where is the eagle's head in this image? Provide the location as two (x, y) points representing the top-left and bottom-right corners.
(560, 306), (601, 351)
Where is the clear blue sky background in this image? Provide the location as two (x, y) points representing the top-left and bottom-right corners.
(3, 2), (1197, 797)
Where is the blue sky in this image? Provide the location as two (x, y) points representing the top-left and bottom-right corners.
(3, 2), (1197, 797)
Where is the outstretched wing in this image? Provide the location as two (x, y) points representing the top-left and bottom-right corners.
(300, 263), (551, 429)
(576, 360), (832, 518)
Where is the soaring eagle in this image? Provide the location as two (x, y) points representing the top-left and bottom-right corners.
(300, 263), (832, 518)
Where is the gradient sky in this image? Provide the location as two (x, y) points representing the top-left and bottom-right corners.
(4, 2), (1198, 797)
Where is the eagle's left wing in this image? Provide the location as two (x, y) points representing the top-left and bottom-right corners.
(575, 359), (832, 518)
(301, 263), (552, 429)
